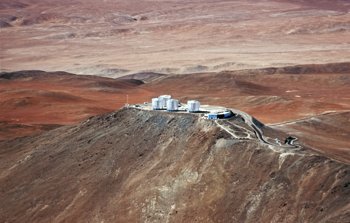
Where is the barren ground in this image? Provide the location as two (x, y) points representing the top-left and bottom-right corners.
(272, 111), (350, 163)
(1, 66), (349, 162)
(140, 64), (350, 123)
(0, 71), (153, 140)
(1, 0), (350, 76)
(0, 108), (349, 222)
(1, 1), (350, 222)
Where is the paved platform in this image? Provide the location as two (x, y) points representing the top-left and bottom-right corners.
(131, 103), (228, 114)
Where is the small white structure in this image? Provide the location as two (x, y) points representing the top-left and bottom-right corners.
(152, 98), (161, 110)
(159, 95), (172, 109)
(207, 113), (218, 120)
(167, 99), (179, 111)
(204, 110), (233, 119)
(187, 100), (200, 112)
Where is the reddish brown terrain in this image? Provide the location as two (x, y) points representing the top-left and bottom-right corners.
(272, 111), (350, 164)
(0, 71), (153, 140)
(1, 0), (350, 76)
(1, 64), (349, 161)
(1, 0), (350, 222)
(139, 62), (350, 124)
(137, 63), (350, 164)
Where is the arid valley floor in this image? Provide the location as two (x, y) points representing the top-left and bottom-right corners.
(1, 0), (350, 76)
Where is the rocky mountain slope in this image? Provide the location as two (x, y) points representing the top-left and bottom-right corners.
(1, 108), (349, 222)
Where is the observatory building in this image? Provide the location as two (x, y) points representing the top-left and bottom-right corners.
(152, 98), (161, 110)
(145, 96), (233, 120)
(187, 100), (200, 112)
(167, 99), (179, 111)
(150, 95), (203, 114)
(152, 95), (172, 110)
(158, 95), (172, 109)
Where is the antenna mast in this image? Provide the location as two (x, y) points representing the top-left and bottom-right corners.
(125, 94), (129, 107)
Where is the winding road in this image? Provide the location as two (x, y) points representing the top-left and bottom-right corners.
(216, 108), (301, 149)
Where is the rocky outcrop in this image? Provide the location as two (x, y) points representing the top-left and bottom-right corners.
(0, 20), (11, 28)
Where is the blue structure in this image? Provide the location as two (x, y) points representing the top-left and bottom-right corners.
(223, 111), (232, 118)
(207, 113), (218, 120)
(205, 110), (233, 120)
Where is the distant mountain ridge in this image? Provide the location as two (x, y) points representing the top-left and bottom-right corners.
(219, 62), (350, 76)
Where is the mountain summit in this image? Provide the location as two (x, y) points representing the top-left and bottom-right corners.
(1, 108), (349, 222)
